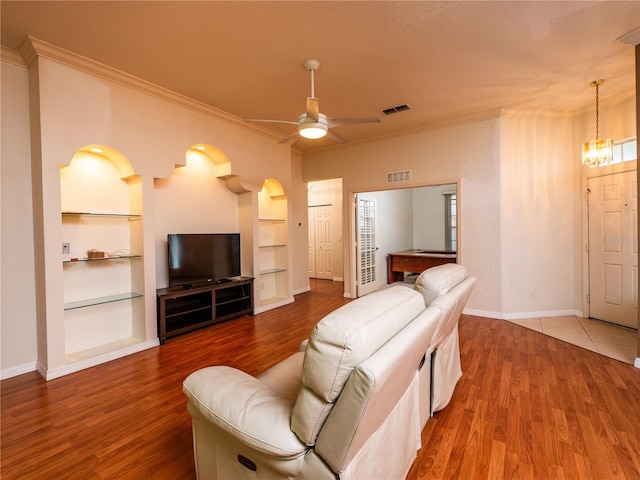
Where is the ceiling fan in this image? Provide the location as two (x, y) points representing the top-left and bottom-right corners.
(245, 59), (380, 144)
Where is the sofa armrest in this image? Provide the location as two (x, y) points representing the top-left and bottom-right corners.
(183, 366), (308, 458)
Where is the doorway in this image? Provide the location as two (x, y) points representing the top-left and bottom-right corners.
(308, 178), (343, 283)
(350, 183), (458, 298)
(308, 180), (458, 298)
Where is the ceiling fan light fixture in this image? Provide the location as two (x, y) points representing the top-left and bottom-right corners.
(298, 114), (328, 139)
(299, 124), (328, 139)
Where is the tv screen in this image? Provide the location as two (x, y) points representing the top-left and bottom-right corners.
(168, 233), (241, 288)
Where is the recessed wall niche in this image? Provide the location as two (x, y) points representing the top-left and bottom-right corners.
(257, 178), (290, 311)
(152, 144), (239, 289)
(60, 145), (145, 362)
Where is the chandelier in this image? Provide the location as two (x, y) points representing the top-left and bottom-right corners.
(582, 79), (613, 166)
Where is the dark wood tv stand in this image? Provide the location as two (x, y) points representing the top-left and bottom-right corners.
(156, 277), (253, 344)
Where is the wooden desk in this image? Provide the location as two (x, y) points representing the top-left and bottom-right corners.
(386, 250), (457, 284)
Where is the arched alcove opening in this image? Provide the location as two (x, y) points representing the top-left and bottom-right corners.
(187, 143), (232, 177)
(60, 144), (145, 364)
(153, 144), (241, 289)
(257, 177), (292, 312)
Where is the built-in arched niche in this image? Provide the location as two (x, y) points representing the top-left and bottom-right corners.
(60, 144), (145, 365)
(153, 143), (242, 289)
(257, 178), (292, 312)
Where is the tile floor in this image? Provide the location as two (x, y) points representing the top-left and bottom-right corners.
(386, 280), (638, 366)
(507, 316), (638, 365)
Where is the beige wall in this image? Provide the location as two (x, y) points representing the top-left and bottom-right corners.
(1, 44), (637, 376)
(302, 99), (637, 318)
(499, 113), (575, 316)
(290, 151), (311, 294)
(0, 44), (297, 376)
(303, 118), (502, 311)
(1, 57), (38, 376)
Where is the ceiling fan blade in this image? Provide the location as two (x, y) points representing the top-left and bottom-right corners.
(306, 97), (320, 121)
(327, 117), (380, 128)
(245, 119), (299, 126)
(326, 129), (348, 144)
(277, 131), (301, 144)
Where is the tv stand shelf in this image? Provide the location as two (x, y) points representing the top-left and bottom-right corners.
(156, 277), (253, 344)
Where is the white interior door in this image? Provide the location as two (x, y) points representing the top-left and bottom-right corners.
(587, 170), (638, 328)
(309, 205), (333, 280)
(308, 207), (316, 278)
(356, 195), (378, 297)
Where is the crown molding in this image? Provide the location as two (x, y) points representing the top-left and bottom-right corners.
(17, 36), (283, 141)
(618, 27), (640, 46)
(1, 45), (26, 67)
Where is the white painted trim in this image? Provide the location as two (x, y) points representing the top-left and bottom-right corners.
(332, 276), (344, 282)
(254, 296), (295, 315)
(1, 361), (37, 380)
(462, 308), (505, 319)
(17, 36), (281, 141)
(634, 358), (640, 369)
(292, 286), (311, 296)
(502, 309), (583, 320)
(463, 308), (583, 320)
(0, 45), (26, 66)
(41, 340), (159, 381)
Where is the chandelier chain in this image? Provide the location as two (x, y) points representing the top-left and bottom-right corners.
(595, 82), (600, 140)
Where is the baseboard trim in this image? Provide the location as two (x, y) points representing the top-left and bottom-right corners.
(463, 308), (584, 320)
(293, 286), (311, 296)
(1, 361), (37, 380)
(40, 339), (159, 381)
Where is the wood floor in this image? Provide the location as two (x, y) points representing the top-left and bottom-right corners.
(2, 279), (640, 479)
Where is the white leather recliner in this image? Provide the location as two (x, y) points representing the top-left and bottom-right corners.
(183, 264), (475, 480)
(183, 286), (441, 480)
(413, 263), (476, 415)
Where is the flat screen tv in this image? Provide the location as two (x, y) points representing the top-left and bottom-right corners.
(168, 233), (241, 288)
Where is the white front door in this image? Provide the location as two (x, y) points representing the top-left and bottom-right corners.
(356, 195), (378, 297)
(587, 170), (638, 328)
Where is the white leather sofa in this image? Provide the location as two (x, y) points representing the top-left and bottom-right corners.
(183, 264), (474, 480)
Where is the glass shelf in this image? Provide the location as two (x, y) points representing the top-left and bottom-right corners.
(258, 218), (286, 223)
(64, 292), (143, 311)
(259, 244), (287, 248)
(259, 268), (287, 276)
(63, 254), (142, 263)
(62, 212), (141, 219)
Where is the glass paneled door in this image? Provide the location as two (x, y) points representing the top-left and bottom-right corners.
(356, 195), (378, 297)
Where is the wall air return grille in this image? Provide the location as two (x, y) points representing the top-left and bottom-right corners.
(382, 104), (410, 116)
(386, 170), (412, 183)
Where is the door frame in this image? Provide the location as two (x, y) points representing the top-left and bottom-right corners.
(347, 180), (461, 299)
(582, 160), (638, 319)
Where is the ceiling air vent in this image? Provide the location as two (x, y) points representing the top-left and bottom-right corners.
(386, 170), (412, 183)
(382, 104), (410, 116)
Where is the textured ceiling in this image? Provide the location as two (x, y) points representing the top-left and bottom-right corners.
(2, 1), (638, 151)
